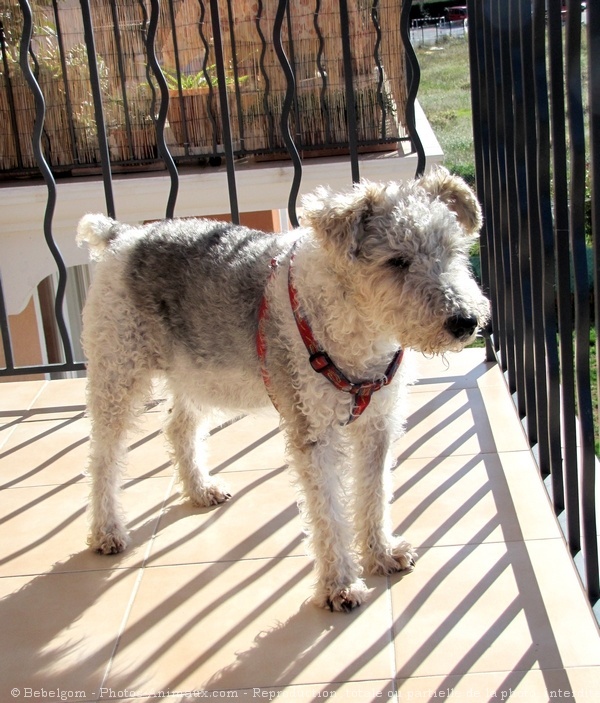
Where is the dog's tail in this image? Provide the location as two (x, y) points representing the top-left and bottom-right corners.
(76, 213), (121, 260)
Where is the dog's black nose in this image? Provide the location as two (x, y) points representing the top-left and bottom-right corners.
(446, 314), (478, 339)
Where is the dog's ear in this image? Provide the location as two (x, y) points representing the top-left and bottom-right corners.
(300, 181), (388, 257)
(418, 166), (482, 236)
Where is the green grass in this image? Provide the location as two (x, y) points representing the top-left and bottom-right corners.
(415, 37), (476, 184)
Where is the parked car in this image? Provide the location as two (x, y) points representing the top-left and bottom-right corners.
(445, 6), (468, 22)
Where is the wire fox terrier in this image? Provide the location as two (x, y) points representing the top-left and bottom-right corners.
(77, 166), (490, 612)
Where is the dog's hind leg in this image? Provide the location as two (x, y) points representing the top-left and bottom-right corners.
(351, 419), (417, 575)
(86, 364), (152, 555)
(288, 429), (368, 612)
(165, 396), (232, 507)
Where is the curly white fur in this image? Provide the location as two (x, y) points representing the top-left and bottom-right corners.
(78, 166), (489, 612)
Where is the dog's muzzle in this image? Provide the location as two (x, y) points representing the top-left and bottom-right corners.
(446, 314), (479, 340)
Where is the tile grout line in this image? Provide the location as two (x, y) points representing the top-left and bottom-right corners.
(384, 573), (401, 701)
(0, 380), (49, 453)
(98, 472), (178, 691)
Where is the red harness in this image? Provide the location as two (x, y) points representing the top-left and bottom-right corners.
(257, 242), (403, 425)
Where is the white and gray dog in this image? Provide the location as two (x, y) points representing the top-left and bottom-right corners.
(77, 166), (490, 612)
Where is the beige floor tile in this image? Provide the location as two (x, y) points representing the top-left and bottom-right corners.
(0, 568), (139, 701)
(391, 540), (600, 679)
(523, 538), (600, 666)
(0, 478), (172, 576)
(0, 381), (47, 450)
(412, 349), (502, 392)
(206, 413), (286, 474)
(395, 386), (528, 460)
(31, 377), (88, 410)
(32, 378), (87, 410)
(147, 467), (304, 567)
(392, 451), (561, 548)
(116, 411), (283, 481)
(1, 367), (598, 703)
(396, 666), (600, 702)
(0, 412), (90, 488)
(105, 559), (395, 693)
(0, 379), (46, 411)
(123, 409), (173, 481)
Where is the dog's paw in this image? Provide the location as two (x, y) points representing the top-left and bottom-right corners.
(187, 481), (232, 508)
(88, 526), (130, 555)
(313, 579), (370, 613)
(365, 539), (418, 576)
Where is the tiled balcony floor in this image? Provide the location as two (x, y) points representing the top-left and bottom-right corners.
(1, 350), (599, 702)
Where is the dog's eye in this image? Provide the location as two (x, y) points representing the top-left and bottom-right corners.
(387, 256), (411, 270)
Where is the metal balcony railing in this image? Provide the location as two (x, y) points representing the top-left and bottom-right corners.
(468, 0), (599, 615)
(1, 0), (598, 624)
(0, 0), (412, 177)
(0, 0), (424, 377)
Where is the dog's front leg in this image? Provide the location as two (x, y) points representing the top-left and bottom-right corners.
(288, 429), (368, 612)
(351, 418), (417, 575)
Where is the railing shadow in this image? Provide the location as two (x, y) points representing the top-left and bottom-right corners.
(104, 360), (578, 696)
(0, 360), (588, 699)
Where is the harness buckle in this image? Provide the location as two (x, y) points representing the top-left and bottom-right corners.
(309, 351), (334, 374)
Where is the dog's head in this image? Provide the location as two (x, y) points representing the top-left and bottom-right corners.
(300, 167), (491, 354)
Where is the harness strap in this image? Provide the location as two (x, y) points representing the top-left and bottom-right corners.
(257, 242), (403, 424)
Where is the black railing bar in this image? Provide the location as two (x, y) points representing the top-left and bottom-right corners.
(565, 0), (599, 604)
(588, 0), (600, 448)
(400, 0), (425, 178)
(547, 0), (579, 552)
(314, 0), (331, 145)
(273, 0), (301, 228)
(483, 0), (510, 372)
(19, 0), (75, 368)
(225, 0), (245, 152)
(168, 0), (190, 156)
(467, 0), (497, 361)
(138, 0), (156, 134)
(0, 362), (87, 378)
(339, 0), (360, 183)
(109, 0), (134, 162)
(80, 0), (115, 219)
(531, 0), (564, 504)
(500, 0), (527, 423)
(371, 0), (387, 141)
(518, 0), (549, 469)
(147, 0), (178, 219)
(0, 21), (24, 170)
(521, 0), (547, 456)
(490, 0), (519, 401)
(255, 0), (275, 150)
(509, 0), (537, 442)
(196, 0), (219, 155)
(475, 0), (500, 348)
(285, 2), (302, 148)
(0, 274), (15, 371)
(209, 0), (239, 224)
(51, 0), (79, 165)
(503, 0), (527, 412)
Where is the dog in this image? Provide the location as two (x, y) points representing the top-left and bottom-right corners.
(77, 166), (490, 612)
